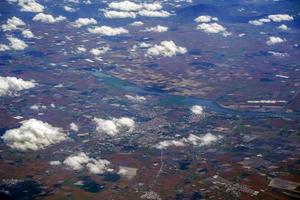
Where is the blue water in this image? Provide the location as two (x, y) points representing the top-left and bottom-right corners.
(88, 69), (300, 119)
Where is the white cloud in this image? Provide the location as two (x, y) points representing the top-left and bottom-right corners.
(155, 140), (185, 149)
(76, 46), (86, 53)
(108, 1), (162, 12)
(185, 133), (220, 146)
(146, 40), (187, 57)
(138, 10), (171, 17)
(249, 14), (293, 26)
(49, 160), (61, 166)
(33, 13), (66, 23)
(277, 24), (289, 31)
(88, 26), (129, 36)
(268, 51), (289, 57)
(0, 76), (36, 96)
(22, 29), (35, 38)
(64, 6), (76, 13)
(94, 117), (135, 136)
(104, 10), (136, 18)
(89, 46), (110, 56)
(144, 25), (168, 32)
(194, 15), (218, 23)
(130, 21), (144, 26)
(125, 94), (146, 102)
(86, 159), (112, 174)
(1, 119), (67, 151)
(266, 36), (286, 45)
(190, 105), (204, 115)
(197, 23), (230, 36)
(7, 36), (28, 50)
(155, 133), (221, 149)
(73, 18), (97, 28)
(268, 14), (293, 22)
(18, 0), (44, 13)
(64, 152), (113, 174)
(0, 44), (10, 51)
(1, 16), (25, 31)
(70, 122), (79, 132)
(248, 18), (270, 26)
(63, 152), (90, 170)
(106, 1), (170, 18)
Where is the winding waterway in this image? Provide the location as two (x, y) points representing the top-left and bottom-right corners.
(89, 69), (300, 119)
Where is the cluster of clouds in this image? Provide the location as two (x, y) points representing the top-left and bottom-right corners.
(195, 15), (230, 37)
(143, 25), (168, 33)
(155, 133), (222, 150)
(63, 152), (113, 174)
(33, 13), (66, 23)
(8, 0), (44, 13)
(0, 76), (36, 96)
(94, 117), (135, 136)
(103, 1), (171, 19)
(2, 16), (25, 31)
(88, 26), (128, 36)
(195, 16), (230, 37)
(249, 14), (294, 26)
(1, 16), (35, 51)
(146, 40), (187, 57)
(1, 119), (67, 151)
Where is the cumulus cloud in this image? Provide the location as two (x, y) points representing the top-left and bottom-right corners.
(63, 152), (90, 170)
(33, 13), (66, 23)
(146, 40), (187, 57)
(64, 152), (113, 174)
(144, 25), (168, 32)
(108, 1), (162, 11)
(266, 36), (286, 45)
(0, 76), (36, 96)
(1, 16), (25, 31)
(73, 18), (97, 28)
(49, 160), (61, 166)
(197, 22), (230, 36)
(248, 18), (270, 26)
(104, 10), (136, 18)
(138, 10), (171, 17)
(268, 14), (294, 22)
(277, 24), (289, 31)
(7, 36), (28, 50)
(155, 133), (221, 149)
(94, 117), (135, 136)
(249, 14), (293, 26)
(194, 15), (218, 23)
(0, 44), (10, 51)
(18, 0), (44, 13)
(1, 119), (67, 151)
(90, 46), (110, 56)
(190, 105), (204, 115)
(70, 122), (79, 132)
(88, 26), (129, 36)
(107, 1), (170, 18)
(64, 6), (76, 12)
(22, 29), (35, 38)
(130, 21), (144, 26)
